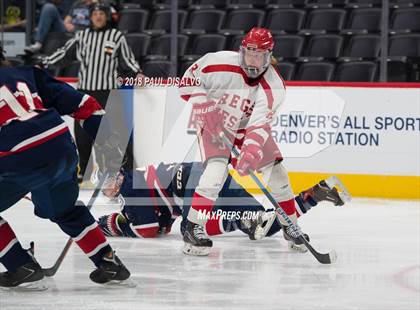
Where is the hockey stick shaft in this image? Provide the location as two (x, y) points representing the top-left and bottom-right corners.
(42, 174), (108, 277)
(219, 132), (336, 264)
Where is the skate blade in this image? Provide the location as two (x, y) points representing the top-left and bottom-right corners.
(182, 243), (210, 256)
(325, 176), (352, 203)
(0, 279), (48, 292)
(287, 241), (308, 253)
(102, 279), (137, 288)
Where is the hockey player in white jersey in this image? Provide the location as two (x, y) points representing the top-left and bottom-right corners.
(179, 27), (309, 256)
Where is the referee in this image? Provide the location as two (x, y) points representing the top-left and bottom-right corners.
(43, 2), (142, 183)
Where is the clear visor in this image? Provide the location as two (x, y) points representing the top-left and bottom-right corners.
(239, 46), (272, 78)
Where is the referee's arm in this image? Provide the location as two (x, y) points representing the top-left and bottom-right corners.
(116, 35), (142, 77)
(42, 35), (77, 68)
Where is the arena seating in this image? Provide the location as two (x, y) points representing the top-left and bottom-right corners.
(49, 0), (420, 81)
(295, 61), (336, 80)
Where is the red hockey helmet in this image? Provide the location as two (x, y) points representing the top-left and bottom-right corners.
(239, 27), (274, 78)
(242, 27), (274, 51)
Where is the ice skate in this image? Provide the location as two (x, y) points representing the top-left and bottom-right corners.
(182, 220), (213, 256)
(0, 258), (46, 291)
(282, 224), (310, 253)
(90, 251), (134, 287)
(303, 176), (351, 206)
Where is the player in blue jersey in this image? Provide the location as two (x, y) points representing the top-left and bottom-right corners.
(0, 47), (130, 289)
(98, 162), (346, 242)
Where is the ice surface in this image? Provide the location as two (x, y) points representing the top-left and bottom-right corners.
(0, 192), (419, 310)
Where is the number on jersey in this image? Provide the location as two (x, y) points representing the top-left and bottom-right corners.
(0, 82), (38, 126)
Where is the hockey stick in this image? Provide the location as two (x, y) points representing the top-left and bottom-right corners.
(42, 174), (108, 277)
(219, 132), (337, 264)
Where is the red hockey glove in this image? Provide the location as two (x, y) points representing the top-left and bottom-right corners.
(192, 101), (224, 138)
(236, 144), (263, 176)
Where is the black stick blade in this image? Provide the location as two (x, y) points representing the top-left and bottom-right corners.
(300, 236), (337, 264)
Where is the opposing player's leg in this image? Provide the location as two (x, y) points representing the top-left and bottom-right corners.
(0, 153), (130, 287)
(30, 154), (130, 285)
(239, 178), (349, 240)
(295, 177), (348, 216)
(0, 175), (47, 290)
(0, 233), (46, 290)
(0, 217), (46, 290)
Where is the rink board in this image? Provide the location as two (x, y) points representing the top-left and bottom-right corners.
(60, 79), (420, 199)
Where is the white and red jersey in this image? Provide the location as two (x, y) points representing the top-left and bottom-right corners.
(180, 51), (286, 148)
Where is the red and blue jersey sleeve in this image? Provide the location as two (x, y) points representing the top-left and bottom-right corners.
(33, 67), (104, 120)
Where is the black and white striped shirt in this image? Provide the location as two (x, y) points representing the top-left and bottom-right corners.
(43, 27), (141, 90)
